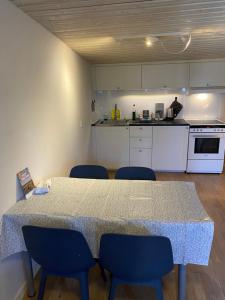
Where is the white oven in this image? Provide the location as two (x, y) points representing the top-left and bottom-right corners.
(188, 130), (225, 160)
(187, 126), (225, 173)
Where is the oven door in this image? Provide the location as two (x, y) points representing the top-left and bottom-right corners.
(188, 132), (225, 160)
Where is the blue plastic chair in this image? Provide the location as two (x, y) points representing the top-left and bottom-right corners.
(70, 165), (109, 179)
(22, 226), (96, 300)
(99, 234), (174, 300)
(115, 166), (156, 181)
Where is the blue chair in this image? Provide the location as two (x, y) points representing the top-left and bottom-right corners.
(115, 166), (156, 181)
(99, 234), (174, 300)
(70, 165), (109, 179)
(22, 226), (96, 300)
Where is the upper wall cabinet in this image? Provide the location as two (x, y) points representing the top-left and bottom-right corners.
(190, 61), (225, 88)
(94, 65), (141, 90)
(142, 63), (189, 89)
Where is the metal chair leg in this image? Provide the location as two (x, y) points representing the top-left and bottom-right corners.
(99, 264), (107, 282)
(109, 277), (117, 300)
(37, 270), (47, 300)
(95, 258), (107, 282)
(155, 280), (164, 300)
(79, 272), (89, 300)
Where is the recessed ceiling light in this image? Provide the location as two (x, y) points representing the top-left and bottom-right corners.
(145, 37), (153, 47)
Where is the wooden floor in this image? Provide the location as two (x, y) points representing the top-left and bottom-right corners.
(23, 172), (225, 300)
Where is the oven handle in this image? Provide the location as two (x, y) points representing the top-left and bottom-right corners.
(192, 135), (224, 138)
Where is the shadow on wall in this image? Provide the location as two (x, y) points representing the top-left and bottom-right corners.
(16, 177), (24, 201)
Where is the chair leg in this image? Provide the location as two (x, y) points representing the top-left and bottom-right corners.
(109, 277), (117, 300)
(79, 272), (89, 300)
(95, 259), (107, 282)
(99, 264), (107, 282)
(155, 280), (164, 300)
(37, 270), (47, 300)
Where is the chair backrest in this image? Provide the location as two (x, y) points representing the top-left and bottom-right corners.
(70, 165), (109, 179)
(22, 226), (95, 274)
(115, 167), (156, 181)
(99, 234), (173, 281)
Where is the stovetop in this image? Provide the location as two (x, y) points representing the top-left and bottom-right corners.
(186, 119), (225, 128)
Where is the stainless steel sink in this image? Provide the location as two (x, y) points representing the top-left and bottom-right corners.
(97, 120), (129, 126)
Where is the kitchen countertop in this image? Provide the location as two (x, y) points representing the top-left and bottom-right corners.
(92, 119), (189, 127)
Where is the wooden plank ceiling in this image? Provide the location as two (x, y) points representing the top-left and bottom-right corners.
(10, 0), (225, 64)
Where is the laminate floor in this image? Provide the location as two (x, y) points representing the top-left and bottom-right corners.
(23, 172), (225, 300)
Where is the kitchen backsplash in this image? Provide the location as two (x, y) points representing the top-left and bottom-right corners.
(94, 91), (225, 120)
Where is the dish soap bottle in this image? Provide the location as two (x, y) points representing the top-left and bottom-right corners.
(111, 104), (120, 120)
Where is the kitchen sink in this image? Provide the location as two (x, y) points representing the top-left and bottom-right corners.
(97, 120), (129, 126)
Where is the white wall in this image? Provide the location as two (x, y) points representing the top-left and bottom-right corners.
(0, 0), (92, 299)
(220, 96), (225, 122)
(95, 91), (224, 120)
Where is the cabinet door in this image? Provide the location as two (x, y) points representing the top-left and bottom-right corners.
(95, 65), (141, 90)
(152, 126), (189, 171)
(130, 148), (152, 168)
(95, 127), (129, 169)
(190, 61), (225, 88)
(142, 63), (189, 89)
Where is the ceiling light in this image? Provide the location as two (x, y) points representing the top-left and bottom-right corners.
(116, 32), (191, 53)
(145, 37), (153, 47)
(160, 33), (192, 54)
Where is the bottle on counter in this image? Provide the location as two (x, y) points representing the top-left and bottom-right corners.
(132, 104), (136, 120)
(111, 104), (121, 120)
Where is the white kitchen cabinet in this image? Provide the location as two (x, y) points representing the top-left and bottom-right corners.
(130, 126), (153, 138)
(190, 61), (225, 88)
(94, 126), (129, 169)
(152, 126), (189, 171)
(129, 126), (152, 168)
(94, 65), (141, 90)
(142, 63), (189, 89)
(130, 148), (152, 168)
(130, 137), (152, 149)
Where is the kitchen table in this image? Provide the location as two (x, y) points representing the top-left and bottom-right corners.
(0, 177), (214, 300)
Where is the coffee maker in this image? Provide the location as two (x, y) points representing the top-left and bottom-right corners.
(155, 103), (164, 120)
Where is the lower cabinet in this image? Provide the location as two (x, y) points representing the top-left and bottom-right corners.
(93, 125), (189, 172)
(152, 126), (189, 171)
(129, 126), (153, 168)
(94, 126), (129, 169)
(130, 148), (152, 168)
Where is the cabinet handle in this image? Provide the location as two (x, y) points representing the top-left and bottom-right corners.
(139, 139), (142, 141)
(139, 150), (142, 153)
(139, 127), (143, 130)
